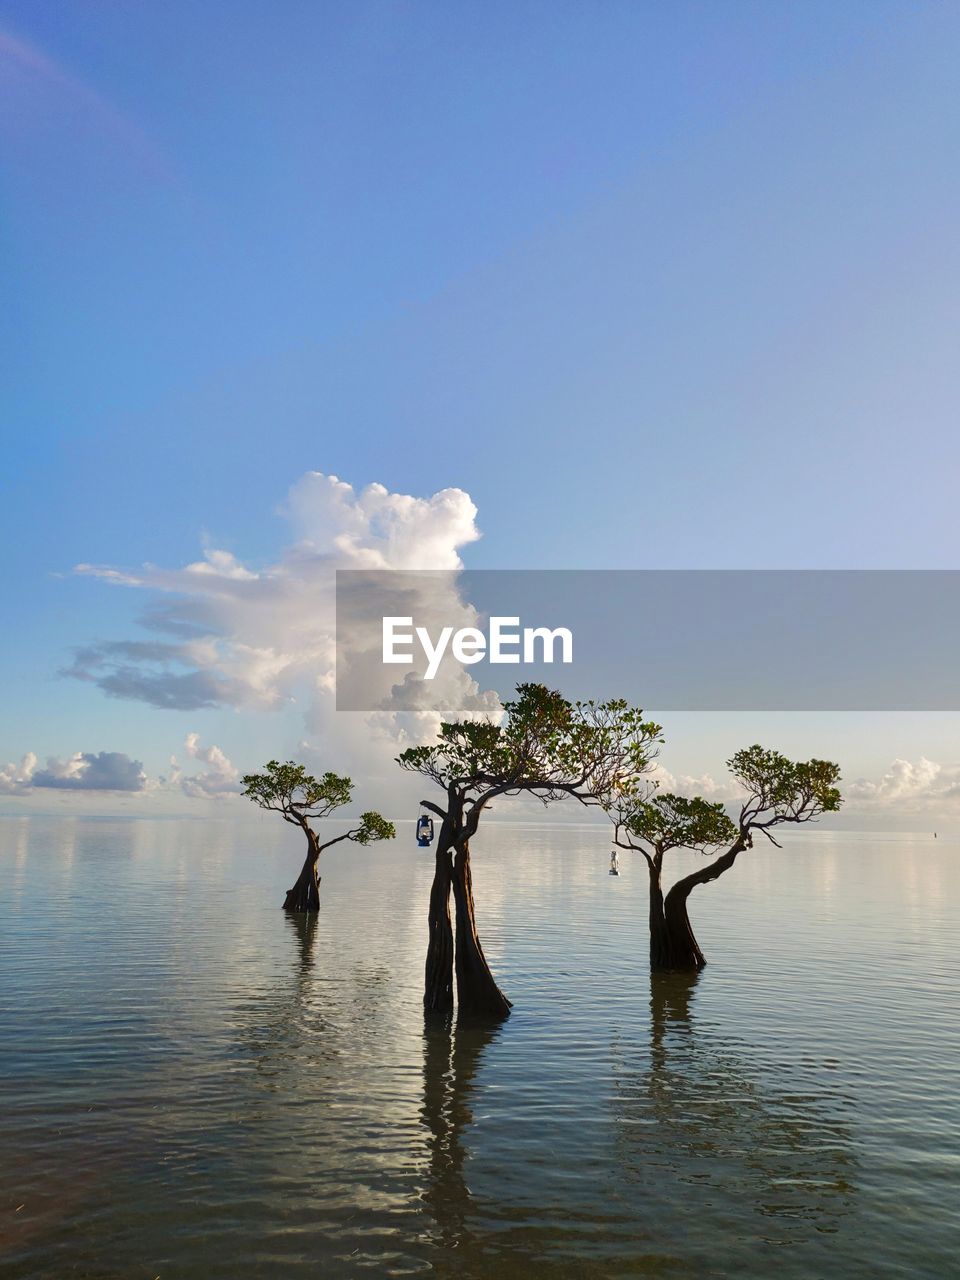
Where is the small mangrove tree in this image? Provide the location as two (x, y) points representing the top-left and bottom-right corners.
(610, 746), (841, 971)
(242, 760), (395, 911)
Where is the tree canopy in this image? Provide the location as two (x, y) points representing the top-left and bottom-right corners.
(241, 760), (396, 844)
(397, 682), (663, 831)
(399, 683), (663, 1017)
(729, 746), (842, 844)
(613, 792), (737, 863)
(609, 745), (842, 860)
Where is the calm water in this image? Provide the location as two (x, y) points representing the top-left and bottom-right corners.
(1, 816), (957, 1278)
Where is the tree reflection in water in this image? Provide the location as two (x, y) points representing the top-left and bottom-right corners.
(420, 1018), (493, 1260)
(420, 1020), (627, 1280)
(421, 1018), (585, 1279)
(233, 910), (343, 1082)
(419, 982), (859, 1278)
(613, 972), (858, 1258)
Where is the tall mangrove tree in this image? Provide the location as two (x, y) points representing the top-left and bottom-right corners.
(398, 683), (661, 1019)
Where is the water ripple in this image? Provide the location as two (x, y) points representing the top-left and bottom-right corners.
(0, 818), (957, 1278)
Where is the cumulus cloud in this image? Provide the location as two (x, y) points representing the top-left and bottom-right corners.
(0, 753), (38, 795)
(847, 757), (960, 811)
(177, 733), (241, 799)
(0, 739), (242, 804)
(66, 473), (501, 791)
(0, 750), (148, 795)
(647, 762), (743, 804)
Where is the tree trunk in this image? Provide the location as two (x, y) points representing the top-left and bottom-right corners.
(452, 841), (512, 1020)
(647, 858), (673, 970)
(660, 884), (707, 971)
(282, 828), (321, 912)
(424, 838), (455, 1016)
(660, 835), (748, 971)
(647, 855), (705, 971)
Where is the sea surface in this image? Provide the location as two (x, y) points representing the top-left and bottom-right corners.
(1, 816), (957, 1278)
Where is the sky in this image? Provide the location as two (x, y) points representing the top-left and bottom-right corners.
(2, 1), (960, 824)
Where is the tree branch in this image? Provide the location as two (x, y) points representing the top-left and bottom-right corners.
(316, 831), (353, 854)
(665, 834), (749, 903)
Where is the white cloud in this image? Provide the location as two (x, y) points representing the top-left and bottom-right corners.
(0, 752), (38, 795)
(68, 472), (493, 724)
(0, 750), (147, 792)
(63, 473), (501, 810)
(284, 474), (480, 570)
(0, 473), (503, 820)
(847, 757), (960, 811)
(648, 761), (743, 803)
(178, 733), (241, 799)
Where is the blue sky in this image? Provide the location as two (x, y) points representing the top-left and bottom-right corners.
(2, 2), (960, 817)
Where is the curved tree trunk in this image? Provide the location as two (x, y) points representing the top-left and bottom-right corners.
(424, 839), (455, 1016)
(661, 885), (707, 971)
(283, 827), (322, 912)
(661, 836), (747, 971)
(649, 856), (706, 971)
(452, 841), (512, 1020)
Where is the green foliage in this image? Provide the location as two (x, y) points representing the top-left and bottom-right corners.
(353, 811), (396, 844)
(241, 760), (395, 850)
(397, 683), (662, 814)
(728, 746), (842, 828)
(241, 760), (353, 818)
(606, 743), (842, 862)
(619, 792), (737, 855)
